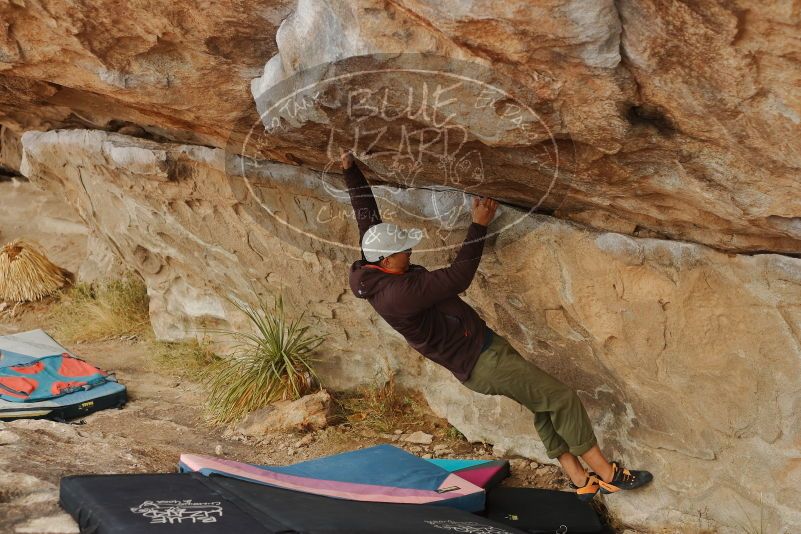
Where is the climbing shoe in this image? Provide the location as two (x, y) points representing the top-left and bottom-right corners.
(571, 474), (601, 502)
(598, 462), (653, 494)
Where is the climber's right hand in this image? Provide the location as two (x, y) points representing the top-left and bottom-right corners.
(472, 196), (499, 227)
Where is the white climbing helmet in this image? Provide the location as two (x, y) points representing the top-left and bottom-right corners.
(361, 223), (423, 262)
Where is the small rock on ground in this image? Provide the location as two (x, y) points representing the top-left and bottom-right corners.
(492, 444), (508, 457)
(509, 458), (529, 471)
(238, 390), (333, 436)
(294, 434), (314, 448)
(402, 431), (433, 445)
(0, 429), (20, 445)
(14, 514), (79, 534)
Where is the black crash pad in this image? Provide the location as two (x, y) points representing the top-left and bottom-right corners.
(60, 472), (528, 534)
(485, 487), (604, 533)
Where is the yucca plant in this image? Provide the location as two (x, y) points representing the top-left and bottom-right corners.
(202, 293), (325, 425)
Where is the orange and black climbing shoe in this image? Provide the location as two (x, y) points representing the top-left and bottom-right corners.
(598, 462), (653, 494)
(572, 474), (601, 502)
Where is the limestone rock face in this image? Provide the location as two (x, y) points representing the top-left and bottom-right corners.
(0, 172), (93, 279)
(19, 129), (801, 532)
(0, 125), (22, 174)
(0, 0), (294, 146)
(252, 0), (801, 254)
(1, 1), (799, 252)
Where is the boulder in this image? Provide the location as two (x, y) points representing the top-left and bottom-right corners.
(18, 128), (801, 532)
(0, 0), (295, 148)
(0, 1), (798, 253)
(238, 390), (334, 436)
(250, 0), (801, 254)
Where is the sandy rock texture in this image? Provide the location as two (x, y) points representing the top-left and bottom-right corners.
(20, 129), (801, 532)
(1, 125), (22, 174)
(0, 1), (799, 253)
(253, 0), (801, 253)
(0, 176), (90, 277)
(0, 0), (294, 147)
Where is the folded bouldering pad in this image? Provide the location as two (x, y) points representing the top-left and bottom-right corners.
(425, 457), (510, 490)
(180, 444), (485, 512)
(0, 329), (126, 421)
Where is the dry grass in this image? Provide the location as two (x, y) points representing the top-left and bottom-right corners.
(150, 339), (220, 381)
(336, 378), (429, 434)
(444, 424), (466, 441)
(50, 274), (150, 343)
(0, 240), (72, 302)
(734, 494), (768, 534)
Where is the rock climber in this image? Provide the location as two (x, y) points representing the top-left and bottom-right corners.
(341, 151), (652, 501)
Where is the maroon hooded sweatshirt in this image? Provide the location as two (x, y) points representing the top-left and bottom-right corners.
(344, 162), (493, 382)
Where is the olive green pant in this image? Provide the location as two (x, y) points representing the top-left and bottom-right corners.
(462, 333), (597, 459)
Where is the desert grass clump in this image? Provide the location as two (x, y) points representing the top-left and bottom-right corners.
(151, 339), (220, 380)
(51, 274), (150, 343)
(444, 424), (466, 442)
(0, 240), (72, 302)
(735, 494), (768, 534)
(202, 294), (325, 425)
(337, 378), (426, 434)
